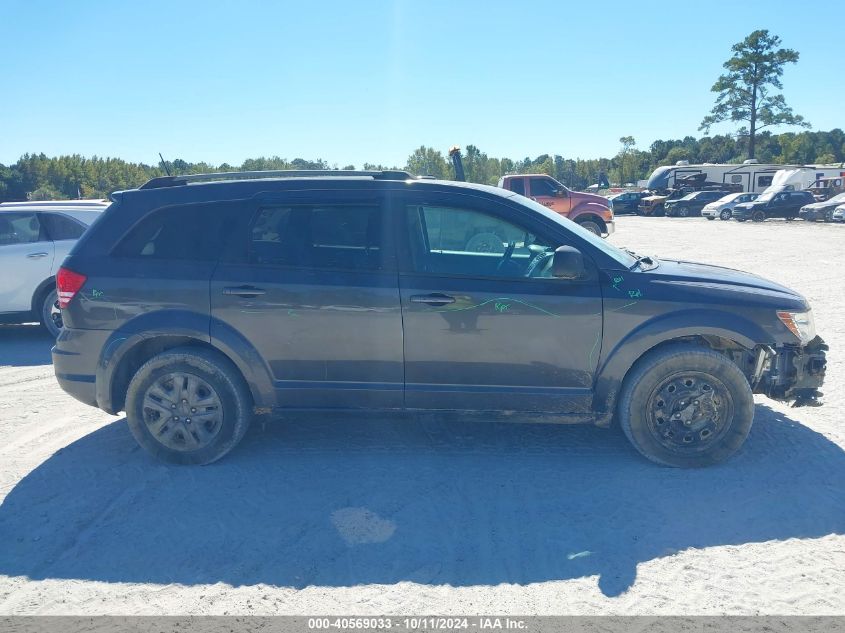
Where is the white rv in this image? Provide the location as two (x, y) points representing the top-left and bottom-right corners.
(646, 160), (796, 194)
(764, 166), (845, 193)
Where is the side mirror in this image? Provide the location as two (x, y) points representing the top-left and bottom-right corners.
(556, 189), (569, 197)
(552, 246), (585, 280)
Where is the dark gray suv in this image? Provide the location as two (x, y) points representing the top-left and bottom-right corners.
(53, 171), (827, 467)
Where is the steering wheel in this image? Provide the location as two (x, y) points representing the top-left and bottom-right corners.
(525, 250), (554, 278)
(496, 241), (517, 273)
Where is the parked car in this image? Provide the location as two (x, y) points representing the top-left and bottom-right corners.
(664, 190), (733, 217)
(832, 205), (845, 222)
(498, 174), (614, 236)
(0, 200), (108, 336)
(798, 192), (845, 222)
(732, 190), (815, 222)
(607, 191), (645, 215)
(701, 192), (760, 221)
(53, 170), (826, 468)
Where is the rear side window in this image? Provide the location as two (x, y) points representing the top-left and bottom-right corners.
(250, 204), (382, 270)
(0, 213), (44, 245)
(114, 202), (236, 261)
(40, 213), (85, 241)
(508, 179), (526, 195)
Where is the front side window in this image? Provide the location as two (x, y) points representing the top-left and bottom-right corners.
(250, 204), (382, 270)
(405, 204), (559, 279)
(529, 177), (559, 197)
(0, 213), (43, 246)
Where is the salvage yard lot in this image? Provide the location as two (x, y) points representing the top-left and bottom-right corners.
(0, 216), (842, 615)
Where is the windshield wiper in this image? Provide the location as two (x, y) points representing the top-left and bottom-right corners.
(623, 248), (655, 270)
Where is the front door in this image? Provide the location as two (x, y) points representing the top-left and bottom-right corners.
(395, 193), (603, 413)
(527, 176), (571, 217)
(211, 191), (404, 409)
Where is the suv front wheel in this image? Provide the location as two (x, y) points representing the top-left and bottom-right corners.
(617, 345), (754, 467)
(125, 347), (253, 465)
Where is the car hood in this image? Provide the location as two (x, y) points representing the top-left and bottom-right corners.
(802, 200), (839, 210)
(570, 191), (610, 206)
(644, 258), (806, 309)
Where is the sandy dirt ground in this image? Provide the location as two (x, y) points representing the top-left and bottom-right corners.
(0, 216), (842, 615)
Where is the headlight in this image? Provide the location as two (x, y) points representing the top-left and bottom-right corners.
(777, 310), (816, 345)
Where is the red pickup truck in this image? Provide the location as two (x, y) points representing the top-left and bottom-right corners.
(498, 174), (615, 236)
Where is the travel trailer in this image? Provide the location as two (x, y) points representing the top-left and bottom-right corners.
(646, 160), (845, 195)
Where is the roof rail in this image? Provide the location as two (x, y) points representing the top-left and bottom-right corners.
(138, 169), (416, 190)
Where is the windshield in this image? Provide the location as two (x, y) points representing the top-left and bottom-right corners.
(827, 192), (845, 204)
(514, 195), (638, 268)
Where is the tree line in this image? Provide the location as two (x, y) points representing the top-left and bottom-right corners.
(2, 128), (843, 202)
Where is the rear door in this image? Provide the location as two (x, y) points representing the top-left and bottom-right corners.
(0, 212), (54, 313)
(210, 189), (403, 409)
(395, 191), (603, 413)
(39, 212), (87, 274)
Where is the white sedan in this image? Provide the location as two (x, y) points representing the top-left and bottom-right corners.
(701, 192), (760, 221)
(0, 200), (109, 337)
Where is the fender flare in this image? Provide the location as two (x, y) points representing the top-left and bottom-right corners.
(592, 309), (770, 423)
(95, 310), (274, 414)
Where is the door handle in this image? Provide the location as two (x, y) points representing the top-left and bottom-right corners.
(27, 252), (48, 258)
(222, 286), (267, 297)
(410, 293), (455, 305)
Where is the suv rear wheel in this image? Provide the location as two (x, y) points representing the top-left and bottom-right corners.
(617, 345), (754, 467)
(125, 347), (252, 465)
(39, 287), (62, 338)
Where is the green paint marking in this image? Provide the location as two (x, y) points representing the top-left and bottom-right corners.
(91, 289), (104, 298)
(627, 289), (643, 299)
(432, 297), (562, 318)
(612, 301), (639, 312)
(588, 331), (601, 368)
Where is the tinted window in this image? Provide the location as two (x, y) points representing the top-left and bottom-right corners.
(758, 175), (773, 187)
(529, 178), (558, 197)
(250, 204), (382, 270)
(0, 213), (43, 245)
(509, 179), (526, 195)
(40, 213), (85, 240)
(114, 203), (235, 260)
(730, 175), (743, 183)
(405, 204), (558, 278)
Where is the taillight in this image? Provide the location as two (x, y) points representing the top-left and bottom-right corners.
(56, 267), (87, 309)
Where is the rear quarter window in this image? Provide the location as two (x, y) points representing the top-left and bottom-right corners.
(40, 213), (86, 241)
(112, 202), (239, 261)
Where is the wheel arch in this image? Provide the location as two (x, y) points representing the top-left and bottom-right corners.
(592, 310), (768, 426)
(96, 311), (273, 415)
(30, 276), (56, 316)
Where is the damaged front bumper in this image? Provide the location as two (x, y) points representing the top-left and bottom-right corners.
(752, 336), (828, 406)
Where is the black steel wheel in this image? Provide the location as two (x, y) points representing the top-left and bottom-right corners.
(617, 344), (754, 467)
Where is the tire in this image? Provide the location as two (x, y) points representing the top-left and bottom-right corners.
(578, 220), (602, 236)
(706, 216), (715, 221)
(125, 347), (253, 465)
(678, 207), (689, 218)
(751, 210), (766, 222)
(39, 287), (62, 338)
(617, 344), (754, 468)
(719, 209), (732, 221)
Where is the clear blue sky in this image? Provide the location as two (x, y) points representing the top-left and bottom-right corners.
(1, 0), (841, 168)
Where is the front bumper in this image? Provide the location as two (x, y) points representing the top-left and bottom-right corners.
(753, 336), (828, 406)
